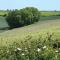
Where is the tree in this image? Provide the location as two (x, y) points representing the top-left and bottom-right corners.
(6, 7), (40, 29)
(6, 10), (21, 29)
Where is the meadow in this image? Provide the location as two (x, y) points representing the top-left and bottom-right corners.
(0, 10), (7, 16)
(0, 11), (60, 60)
(41, 11), (60, 16)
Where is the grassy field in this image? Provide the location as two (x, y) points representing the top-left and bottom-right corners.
(41, 11), (60, 16)
(0, 15), (60, 46)
(0, 12), (60, 60)
(0, 16), (60, 46)
(0, 10), (8, 16)
(0, 16), (60, 60)
(0, 15), (60, 33)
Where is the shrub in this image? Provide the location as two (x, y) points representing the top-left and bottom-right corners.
(6, 10), (21, 29)
(6, 7), (40, 29)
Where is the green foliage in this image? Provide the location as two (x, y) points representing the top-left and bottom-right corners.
(6, 10), (21, 29)
(0, 33), (60, 60)
(6, 7), (40, 29)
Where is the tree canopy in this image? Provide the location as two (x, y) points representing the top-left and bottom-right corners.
(6, 7), (40, 29)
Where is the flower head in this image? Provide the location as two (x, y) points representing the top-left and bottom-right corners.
(17, 48), (22, 51)
(37, 48), (41, 52)
(43, 46), (46, 49)
(55, 50), (59, 53)
(22, 53), (25, 56)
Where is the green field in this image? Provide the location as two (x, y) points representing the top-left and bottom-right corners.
(0, 14), (60, 45)
(0, 16), (60, 33)
(0, 16), (60, 46)
(0, 12), (60, 60)
(0, 10), (8, 16)
(41, 11), (60, 16)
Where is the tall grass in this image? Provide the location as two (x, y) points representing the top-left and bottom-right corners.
(0, 33), (60, 60)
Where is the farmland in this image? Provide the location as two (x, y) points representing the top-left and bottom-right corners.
(41, 11), (60, 16)
(0, 11), (60, 60)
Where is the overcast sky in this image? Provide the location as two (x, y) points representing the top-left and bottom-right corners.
(0, 0), (60, 10)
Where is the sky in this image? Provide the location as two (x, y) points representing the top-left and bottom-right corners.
(0, 0), (60, 11)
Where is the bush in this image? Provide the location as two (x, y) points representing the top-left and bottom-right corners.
(6, 7), (40, 29)
(6, 10), (21, 29)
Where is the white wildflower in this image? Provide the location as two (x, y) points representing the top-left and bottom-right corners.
(55, 50), (59, 53)
(37, 48), (41, 52)
(43, 46), (46, 49)
(17, 48), (22, 51)
(22, 53), (25, 56)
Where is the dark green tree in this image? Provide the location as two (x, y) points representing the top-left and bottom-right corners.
(6, 10), (21, 29)
(6, 7), (40, 29)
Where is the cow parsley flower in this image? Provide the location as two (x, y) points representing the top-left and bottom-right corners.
(43, 46), (46, 49)
(17, 48), (22, 51)
(37, 48), (41, 52)
(55, 50), (59, 53)
(22, 53), (25, 55)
